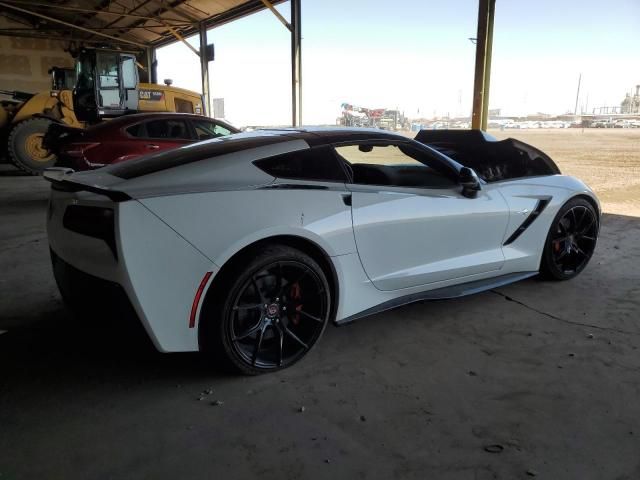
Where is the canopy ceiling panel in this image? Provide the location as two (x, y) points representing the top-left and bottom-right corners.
(0, 0), (284, 49)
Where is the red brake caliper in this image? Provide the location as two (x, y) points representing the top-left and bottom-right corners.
(290, 282), (302, 325)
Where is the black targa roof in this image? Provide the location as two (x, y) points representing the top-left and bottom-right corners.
(414, 129), (561, 182)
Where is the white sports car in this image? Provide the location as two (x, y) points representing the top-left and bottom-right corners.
(46, 128), (600, 374)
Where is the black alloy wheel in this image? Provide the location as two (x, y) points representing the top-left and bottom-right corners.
(541, 198), (598, 280)
(206, 245), (330, 375)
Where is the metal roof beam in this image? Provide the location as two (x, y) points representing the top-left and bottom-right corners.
(0, 29), (139, 46)
(259, 0), (290, 31)
(0, 1), (189, 25)
(149, 0), (201, 23)
(167, 25), (200, 56)
(149, 0), (285, 48)
(86, 0), (199, 47)
(82, 0), (159, 44)
(0, 1), (149, 48)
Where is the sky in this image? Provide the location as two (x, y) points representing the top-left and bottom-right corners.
(156, 0), (640, 127)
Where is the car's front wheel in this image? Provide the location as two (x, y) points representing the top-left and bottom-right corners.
(203, 245), (331, 375)
(540, 197), (598, 280)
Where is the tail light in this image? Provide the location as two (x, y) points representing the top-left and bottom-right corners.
(63, 142), (100, 158)
(63, 205), (117, 258)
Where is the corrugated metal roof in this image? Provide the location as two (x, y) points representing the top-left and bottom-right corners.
(0, 0), (285, 50)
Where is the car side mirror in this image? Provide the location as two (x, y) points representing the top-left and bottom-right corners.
(459, 167), (481, 198)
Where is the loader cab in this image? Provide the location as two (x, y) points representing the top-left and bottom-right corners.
(73, 49), (139, 122)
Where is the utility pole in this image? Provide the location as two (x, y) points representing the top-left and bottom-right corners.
(574, 73), (582, 116)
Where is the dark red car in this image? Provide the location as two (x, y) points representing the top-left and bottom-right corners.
(51, 113), (239, 170)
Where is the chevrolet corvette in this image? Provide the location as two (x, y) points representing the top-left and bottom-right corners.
(45, 128), (600, 374)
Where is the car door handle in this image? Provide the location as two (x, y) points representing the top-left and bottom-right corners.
(145, 144), (160, 150)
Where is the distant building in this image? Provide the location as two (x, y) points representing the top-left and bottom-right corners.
(212, 98), (225, 119)
(620, 85), (640, 114)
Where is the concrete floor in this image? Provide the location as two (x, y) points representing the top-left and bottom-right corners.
(1, 166), (640, 480)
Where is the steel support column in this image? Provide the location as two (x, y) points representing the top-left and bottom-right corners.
(471, 0), (495, 130)
(150, 47), (158, 84)
(145, 47), (157, 83)
(290, 0), (302, 126)
(480, 0), (495, 130)
(199, 22), (211, 117)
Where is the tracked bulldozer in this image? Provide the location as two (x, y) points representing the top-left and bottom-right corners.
(0, 48), (204, 174)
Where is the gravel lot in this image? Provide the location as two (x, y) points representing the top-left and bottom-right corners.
(492, 129), (640, 216)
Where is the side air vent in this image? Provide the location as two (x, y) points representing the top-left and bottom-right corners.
(503, 198), (551, 246)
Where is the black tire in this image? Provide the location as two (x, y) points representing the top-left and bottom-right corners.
(201, 245), (331, 375)
(540, 197), (598, 280)
(7, 117), (57, 174)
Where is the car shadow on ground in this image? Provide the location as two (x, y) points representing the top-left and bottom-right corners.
(2, 212), (640, 479)
(0, 305), (224, 387)
(2, 211), (639, 389)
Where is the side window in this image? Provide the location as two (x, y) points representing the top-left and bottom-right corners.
(192, 120), (231, 140)
(254, 146), (347, 183)
(126, 123), (144, 138)
(335, 143), (457, 188)
(214, 124), (232, 136)
(174, 98), (194, 113)
(144, 119), (191, 140)
(121, 57), (137, 89)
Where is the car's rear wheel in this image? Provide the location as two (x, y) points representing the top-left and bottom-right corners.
(204, 245), (331, 375)
(540, 198), (598, 280)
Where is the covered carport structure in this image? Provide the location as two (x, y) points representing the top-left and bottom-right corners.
(0, 0), (302, 124)
(2, 2), (640, 479)
(0, 0), (496, 128)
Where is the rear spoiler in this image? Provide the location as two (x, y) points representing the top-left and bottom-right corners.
(43, 168), (131, 202)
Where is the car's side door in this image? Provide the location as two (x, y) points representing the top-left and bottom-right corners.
(95, 52), (122, 111)
(337, 141), (510, 291)
(139, 118), (194, 152)
(111, 118), (194, 164)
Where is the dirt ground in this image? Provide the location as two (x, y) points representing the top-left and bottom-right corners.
(490, 129), (640, 216)
(1, 129), (640, 479)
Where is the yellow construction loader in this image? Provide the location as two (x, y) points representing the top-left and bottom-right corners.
(0, 48), (204, 174)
